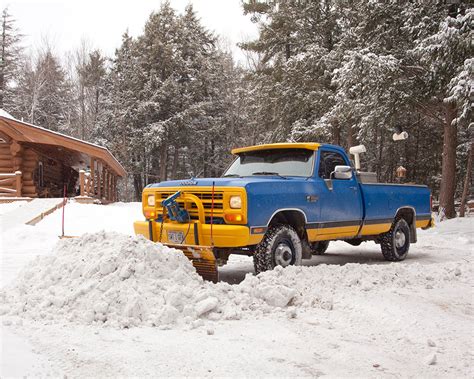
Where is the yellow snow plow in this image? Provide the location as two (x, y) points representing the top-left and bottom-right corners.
(134, 186), (251, 282)
(161, 242), (218, 282)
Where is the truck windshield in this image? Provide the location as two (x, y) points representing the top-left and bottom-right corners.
(223, 148), (315, 177)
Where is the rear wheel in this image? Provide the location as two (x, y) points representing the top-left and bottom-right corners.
(380, 218), (410, 261)
(311, 241), (329, 255)
(253, 225), (302, 275)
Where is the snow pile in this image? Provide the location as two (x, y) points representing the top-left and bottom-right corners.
(1, 230), (471, 329)
(0, 232), (296, 328)
(248, 261), (471, 310)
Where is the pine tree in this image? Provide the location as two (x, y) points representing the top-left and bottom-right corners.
(413, 7), (473, 218)
(95, 32), (144, 199)
(14, 49), (73, 131)
(0, 7), (22, 110)
(72, 44), (107, 140)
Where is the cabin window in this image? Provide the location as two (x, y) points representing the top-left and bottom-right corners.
(38, 161), (44, 187)
(318, 150), (347, 179)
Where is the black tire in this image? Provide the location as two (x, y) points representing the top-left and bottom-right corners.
(311, 241), (329, 255)
(380, 218), (410, 261)
(253, 225), (302, 274)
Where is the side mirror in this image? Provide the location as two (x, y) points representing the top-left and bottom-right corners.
(333, 165), (353, 180)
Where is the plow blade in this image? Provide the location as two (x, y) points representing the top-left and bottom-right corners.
(164, 243), (218, 283)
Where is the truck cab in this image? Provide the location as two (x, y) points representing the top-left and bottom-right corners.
(134, 143), (433, 281)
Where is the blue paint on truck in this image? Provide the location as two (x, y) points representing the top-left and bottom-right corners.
(141, 142), (433, 277)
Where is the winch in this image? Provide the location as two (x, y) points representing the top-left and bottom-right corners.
(161, 191), (189, 223)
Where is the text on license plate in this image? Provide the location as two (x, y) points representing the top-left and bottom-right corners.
(168, 231), (184, 244)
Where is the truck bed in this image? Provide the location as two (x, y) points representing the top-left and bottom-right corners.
(360, 183), (431, 224)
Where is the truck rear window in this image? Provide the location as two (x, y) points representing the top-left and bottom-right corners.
(223, 148), (315, 177)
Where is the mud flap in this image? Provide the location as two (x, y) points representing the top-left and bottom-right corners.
(164, 243), (218, 283)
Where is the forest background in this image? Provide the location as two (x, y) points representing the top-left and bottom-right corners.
(1, 0), (472, 218)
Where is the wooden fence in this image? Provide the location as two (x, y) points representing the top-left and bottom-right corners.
(0, 171), (22, 197)
(79, 167), (117, 202)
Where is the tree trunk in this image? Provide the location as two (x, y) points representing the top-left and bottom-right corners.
(332, 120), (341, 146)
(203, 138), (208, 177)
(459, 141), (473, 217)
(159, 144), (168, 182)
(346, 124), (355, 150)
(171, 146), (179, 179)
(80, 83), (86, 140)
(95, 87), (100, 122)
(439, 103), (458, 219)
(0, 13), (6, 108)
(413, 119), (420, 180)
(210, 140), (215, 177)
(377, 127), (384, 181)
(133, 174), (142, 202)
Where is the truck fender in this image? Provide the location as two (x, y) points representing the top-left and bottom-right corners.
(395, 207), (417, 243)
(267, 209), (311, 258)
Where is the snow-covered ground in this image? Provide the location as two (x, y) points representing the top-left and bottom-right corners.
(1, 201), (473, 377)
(0, 200), (28, 216)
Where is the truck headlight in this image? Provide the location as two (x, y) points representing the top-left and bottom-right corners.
(147, 194), (156, 206)
(229, 195), (242, 209)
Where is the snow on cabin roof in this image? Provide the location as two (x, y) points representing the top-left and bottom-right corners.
(0, 109), (15, 119)
(0, 110), (126, 177)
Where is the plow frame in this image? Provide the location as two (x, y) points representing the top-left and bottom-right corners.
(153, 192), (219, 282)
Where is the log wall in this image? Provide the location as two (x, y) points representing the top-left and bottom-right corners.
(0, 141), (37, 197)
(1, 139), (119, 200)
(20, 147), (39, 197)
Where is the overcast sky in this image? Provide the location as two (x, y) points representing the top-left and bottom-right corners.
(4, 0), (258, 62)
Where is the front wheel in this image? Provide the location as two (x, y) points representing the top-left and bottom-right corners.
(253, 225), (302, 275)
(380, 218), (410, 261)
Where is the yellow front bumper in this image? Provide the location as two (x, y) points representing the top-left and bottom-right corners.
(134, 220), (262, 247)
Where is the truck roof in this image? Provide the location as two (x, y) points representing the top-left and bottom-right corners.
(232, 142), (321, 155)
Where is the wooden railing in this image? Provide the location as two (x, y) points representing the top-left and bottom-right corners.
(0, 171), (22, 197)
(79, 168), (117, 202)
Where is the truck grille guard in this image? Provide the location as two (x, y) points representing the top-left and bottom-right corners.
(150, 189), (223, 282)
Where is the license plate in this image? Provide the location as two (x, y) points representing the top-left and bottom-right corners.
(167, 231), (184, 244)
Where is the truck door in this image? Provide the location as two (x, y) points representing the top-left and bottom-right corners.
(314, 148), (363, 239)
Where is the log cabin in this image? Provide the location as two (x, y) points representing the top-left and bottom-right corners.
(0, 110), (126, 202)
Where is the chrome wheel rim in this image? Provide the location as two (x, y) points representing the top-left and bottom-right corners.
(274, 243), (293, 267)
(395, 230), (406, 249)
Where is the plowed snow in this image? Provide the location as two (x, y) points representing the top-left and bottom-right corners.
(1, 230), (471, 330)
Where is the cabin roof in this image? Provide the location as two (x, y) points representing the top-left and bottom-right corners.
(0, 111), (126, 177)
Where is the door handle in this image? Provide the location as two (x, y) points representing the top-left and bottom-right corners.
(349, 186), (358, 191)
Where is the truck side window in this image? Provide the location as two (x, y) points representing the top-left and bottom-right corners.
(318, 151), (347, 179)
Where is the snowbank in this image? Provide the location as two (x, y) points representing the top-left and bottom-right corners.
(1, 229), (471, 329)
(0, 232), (297, 328)
(0, 201), (142, 286)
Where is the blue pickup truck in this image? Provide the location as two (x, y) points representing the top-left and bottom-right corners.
(134, 143), (433, 281)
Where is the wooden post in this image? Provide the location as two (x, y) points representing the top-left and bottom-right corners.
(90, 158), (95, 197)
(88, 173), (92, 196)
(79, 170), (85, 196)
(102, 164), (106, 200)
(108, 170), (112, 201)
(110, 174), (114, 202)
(104, 168), (108, 201)
(97, 161), (102, 199)
(112, 175), (116, 202)
(15, 171), (22, 197)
